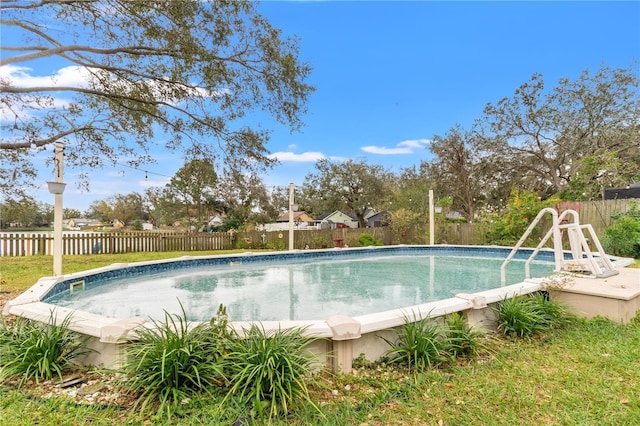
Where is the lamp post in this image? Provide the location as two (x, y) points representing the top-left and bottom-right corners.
(47, 142), (66, 276)
(288, 183), (298, 251)
(428, 189), (435, 245)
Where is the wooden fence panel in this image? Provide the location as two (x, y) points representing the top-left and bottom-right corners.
(569, 199), (635, 236)
(0, 231), (234, 257)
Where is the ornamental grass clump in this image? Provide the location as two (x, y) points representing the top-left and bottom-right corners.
(494, 293), (572, 339)
(0, 311), (90, 387)
(119, 304), (227, 418)
(494, 295), (546, 338)
(532, 293), (574, 329)
(381, 312), (446, 371)
(444, 312), (483, 360)
(223, 324), (321, 419)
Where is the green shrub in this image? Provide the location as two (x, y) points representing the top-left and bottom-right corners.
(265, 240), (286, 250)
(381, 313), (446, 371)
(310, 236), (327, 249)
(223, 324), (320, 418)
(602, 202), (640, 258)
(0, 311), (91, 387)
(443, 312), (482, 359)
(483, 188), (561, 245)
(446, 217), (468, 224)
(356, 233), (383, 247)
(119, 304), (226, 418)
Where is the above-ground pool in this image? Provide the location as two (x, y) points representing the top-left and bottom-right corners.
(43, 246), (554, 322)
(9, 244), (633, 371)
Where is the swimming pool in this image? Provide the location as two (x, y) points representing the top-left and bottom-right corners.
(5, 245), (572, 370)
(44, 247), (553, 322)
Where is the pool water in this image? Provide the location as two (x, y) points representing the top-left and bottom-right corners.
(46, 254), (553, 321)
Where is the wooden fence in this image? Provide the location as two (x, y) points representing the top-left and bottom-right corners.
(0, 228), (395, 257)
(0, 199), (635, 257)
(565, 198), (636, 236)
(0, 232), (233, 257)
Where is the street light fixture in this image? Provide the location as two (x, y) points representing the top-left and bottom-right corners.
(46, 181), (66, 195)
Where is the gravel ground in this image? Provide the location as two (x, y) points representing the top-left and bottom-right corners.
(1, 291), (137, 409)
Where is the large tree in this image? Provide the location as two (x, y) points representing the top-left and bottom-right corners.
(478, 63), (640, 198)
(166, 158), (217, 229)
(86, 192), (146, 225)
(213, 169), (273, 229)
(143, 186), (183, 227)
(111, 192), (146, 225)
(429, 125), (485, 222)
(0, 196), (52, 227)
(303, 159), (393, 227)
(0, 0), (313, 198)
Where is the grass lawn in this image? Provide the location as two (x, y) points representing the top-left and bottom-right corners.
(0, 250), (249, 293)
(1, 317), (639, 425)
(1, 252), (639, 425)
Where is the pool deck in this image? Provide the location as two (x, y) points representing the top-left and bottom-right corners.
(528, 266), (640, 323)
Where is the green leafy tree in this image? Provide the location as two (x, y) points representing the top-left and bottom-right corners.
(63, 208), (82, 220)
(144, 187), (182, 227)
(0, 0), (313, 199)
(303, 159), (393, 227)
(111, 193), (146, 225)
(429, 124), (489, 222)
(0, 196), (51, 227)
(213, 170), (274, 230)
(602, 201), (640, 258)
(389, 208), (421, 244)
(391, 163), (432, 217)
(166, 159), (217, 230)
(85, 199), (113, 223)
(479, 63), (640, 198)
(86, 193), (146, 226)
(560, 150), (640, 201)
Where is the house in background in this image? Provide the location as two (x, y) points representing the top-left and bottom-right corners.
(445, 211), (466, 221)
(257, 211), (316, 231)
(366, 211), (390, 227)
(67, 218), (102, 229)
(603, 182), (640, 200)
(275, 211), (315, 225)
(316, 211), (358, 229)
(207, 215), (225, 228)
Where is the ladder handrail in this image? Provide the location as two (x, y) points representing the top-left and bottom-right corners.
(500, 208), (617, 285)
(500, 208), (562, 284)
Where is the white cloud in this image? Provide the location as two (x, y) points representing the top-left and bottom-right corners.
(361, 138), (431, 155)
(0, 65), (86, 122)
(269, 151), (326, 162)
(0, 64), (92, 88)
(287, 144), (297, 150)
(1, 64), (225, 109)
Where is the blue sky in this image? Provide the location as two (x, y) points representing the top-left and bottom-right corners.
(4, 1), (640, 211)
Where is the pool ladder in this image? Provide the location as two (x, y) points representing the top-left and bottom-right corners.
(500, 208), (619, 284)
